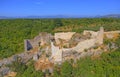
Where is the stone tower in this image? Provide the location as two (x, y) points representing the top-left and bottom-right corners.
(96, 27), (104, 45)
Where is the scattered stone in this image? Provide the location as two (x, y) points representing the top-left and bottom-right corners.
(0, 67), (10, 76)
(18, 52), (34, 63)
(34, 55), (54, 73)
(4, 71), (17, 77)
(12, 55), (18, 62)
(33, 54), (39, 61)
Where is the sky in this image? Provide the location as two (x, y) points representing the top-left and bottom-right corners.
(0, 0), (120, 17)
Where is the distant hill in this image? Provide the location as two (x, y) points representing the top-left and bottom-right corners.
(0, 16), (10, 19)
(22, 15), (87, 18)
(0, 16), (17, 19)
(25, 15), (76, 18)
(101, 14), (120, 18)
(0, 14), (120, 19)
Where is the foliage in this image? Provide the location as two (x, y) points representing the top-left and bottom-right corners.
(52, 50), (120, 77)
(10, 58), (27, 74)
(20, 61), (44, 77)
(0, 18), (120, 58)
(114, 35), (120, 47)
(61, 61), (73, 77)
(53, 18), (63, 27)
(9, 60), (44, 77)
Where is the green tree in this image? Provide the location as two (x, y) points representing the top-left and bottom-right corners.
(61, 61), (73, 77)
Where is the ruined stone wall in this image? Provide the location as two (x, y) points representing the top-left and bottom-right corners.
(51, 27), (104, 63)
(24, 35), (41, 51)
(72, 39), (96, 52)
(24, 27), (105, 64)
(24, 40), (33, 51)
(51, 42), (62, 63)
(63, 27), (104, 52)
(96, 27), (104, 45)
(24, 32), (53, 51)
(104, 31), (120, 39)
(55, 32), (76, 44)
(83, 30), (98, 38)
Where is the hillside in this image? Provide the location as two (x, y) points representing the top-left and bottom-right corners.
(0, 18), (120, 77)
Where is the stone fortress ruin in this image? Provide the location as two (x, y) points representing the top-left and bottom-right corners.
(23, 27), (120, 71)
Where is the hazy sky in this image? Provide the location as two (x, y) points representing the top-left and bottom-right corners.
(0, 0), (120, 16)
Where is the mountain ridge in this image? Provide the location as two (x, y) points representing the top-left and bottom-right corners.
(0, 14), (120, 19)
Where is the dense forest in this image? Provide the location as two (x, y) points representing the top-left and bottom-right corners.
(0, 18), (120, 77)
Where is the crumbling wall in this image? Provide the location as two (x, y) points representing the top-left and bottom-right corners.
(24, 40), (33, 51)
(51, 42), (62, 63)
(24, 32), (53, 51)
(83, 30), (98, 38)
(55, 32), (76, 44)
(24, 34), (41, 51)
(51, 27), (104, 63)
(104, 31), (120, 39)
(63, 27), (104, 52)
(72, 39), (96, 52)
(96, 27), (104, 45)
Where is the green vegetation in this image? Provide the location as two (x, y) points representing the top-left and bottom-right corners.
(9, 59), (44, 77)
(0, 18), (120, 58)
